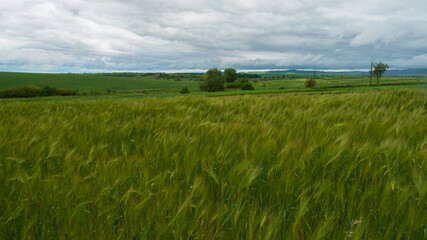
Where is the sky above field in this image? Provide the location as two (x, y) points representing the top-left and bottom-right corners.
(0, 0), (426, 72)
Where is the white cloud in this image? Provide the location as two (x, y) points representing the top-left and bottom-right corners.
(0, 0), (426, 72)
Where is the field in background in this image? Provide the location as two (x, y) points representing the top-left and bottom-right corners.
(256, 76), (426, 90)
(1, 90), (426, 239)
(0, 72), (425, 102)
(0, 72), (202, 93)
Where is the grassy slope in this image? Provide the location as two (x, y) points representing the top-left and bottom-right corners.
(1, 72), (425, 95)
(256, 76), (426, 90)
(1, 72), (426, 104)
(0, 72), (200, 92)
(1, 89), (426, 239)
(1, 82), (426, 105)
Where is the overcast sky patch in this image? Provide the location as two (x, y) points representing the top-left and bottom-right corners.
(0, 0), (426, 72)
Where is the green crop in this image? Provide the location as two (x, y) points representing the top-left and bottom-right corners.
(0, 72), (200, 92)
(0, 89), (426, 239)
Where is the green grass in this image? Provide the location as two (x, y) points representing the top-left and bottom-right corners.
(1, 72), (425, 100)
(1, 89), (426, 239)
(0, 72), (200, 92)
(1, 81), (425, 104)
(254, 76), (426, 91)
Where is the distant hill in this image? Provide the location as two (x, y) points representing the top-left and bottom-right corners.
(384, 69), (427, 76)
(263, 69), (427, 77)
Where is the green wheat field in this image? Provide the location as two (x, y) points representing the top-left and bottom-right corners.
(1, 89), (426, 239)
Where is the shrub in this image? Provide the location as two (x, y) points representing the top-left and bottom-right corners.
(0, 85), (42, 98)
(56, 88), (77, 96)
(225, 82), (243, 89)
(241, 82), (254, 90)
(90, 90), (102, 95)
(40, 86), (77, 96)
(240, 77), (250, 84)
(0, 85), (78, 98)
(179, 86), (190, 94)
(225, 77), (255, 90)
(305, 78), (316, 88)
(42, 86), (56, 96)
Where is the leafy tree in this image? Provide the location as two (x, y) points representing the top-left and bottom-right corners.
(373, 62), (389, 85)
(200, 68), (224, 92)
(223, 68), (237, 82)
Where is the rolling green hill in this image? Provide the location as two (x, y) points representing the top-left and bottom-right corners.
(0, 72), (425, 102)
(0, 72), (200, 92)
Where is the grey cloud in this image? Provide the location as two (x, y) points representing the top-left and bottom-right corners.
(0, 0), (426, 72)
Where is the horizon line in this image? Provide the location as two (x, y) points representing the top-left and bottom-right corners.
(1, 67), (418, 74)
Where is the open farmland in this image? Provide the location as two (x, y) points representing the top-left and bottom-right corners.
(0, 89), (426, 239)
(0, 72), (201, 93)
(1, 72), (425, 101)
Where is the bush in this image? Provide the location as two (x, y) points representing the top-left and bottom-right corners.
(179, 86), (190, 94)
(41, 86), (56, 96)
(226, 77), (254, 90)
(40, 86), (77, 96)
(225, 82), (243, 89)
(0, 85), (78, 98)
(0, 85), (42, 98)
(90, 90), (102, 95)
(305, 78), (316, 88)
(240, 77), (250, 84)
(241, 82), (254, 90)
(56, 88), (77, 96)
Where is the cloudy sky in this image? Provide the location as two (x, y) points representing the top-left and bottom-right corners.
(0, 0), (426, 72)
